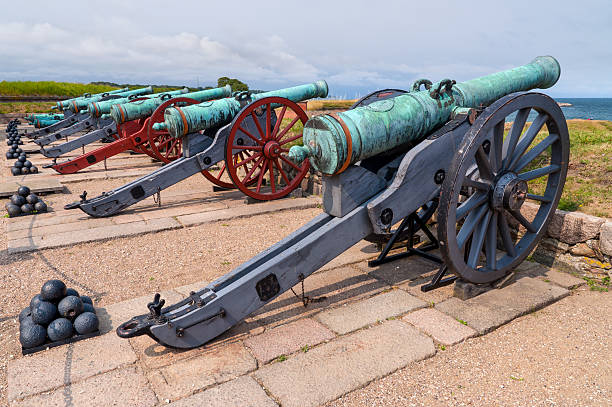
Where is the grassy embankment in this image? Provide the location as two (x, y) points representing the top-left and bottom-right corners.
(0, 81), (188, 113)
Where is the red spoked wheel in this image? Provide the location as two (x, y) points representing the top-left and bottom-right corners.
(225, 97), (310, 200)
(146, 97), (201, 163)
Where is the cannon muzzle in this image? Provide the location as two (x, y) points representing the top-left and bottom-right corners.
(289, 56), (560, 175)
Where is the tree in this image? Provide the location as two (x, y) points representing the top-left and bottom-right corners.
(217, 77), (249, 92)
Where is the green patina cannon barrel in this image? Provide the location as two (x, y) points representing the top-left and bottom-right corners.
(57, 88), (129, 110)
(34, 118), (62, 128)
(288, 56), (560, 175)
(68, 87), (154, 113)
(155, 81), (329, 136)
(109, 85), (232, 124)
(89, 88), (189, 118)
(26, 113), (64, 122)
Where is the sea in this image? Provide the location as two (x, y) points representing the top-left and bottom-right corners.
(554, 98), (612, 121)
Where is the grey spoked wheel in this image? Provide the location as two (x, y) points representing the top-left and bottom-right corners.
(438, 92), (569, 284)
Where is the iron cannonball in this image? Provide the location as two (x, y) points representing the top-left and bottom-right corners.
(20, 324), (47, 349)
(16, 148), (23, 153)
(80, 296), (93, 305)
(17, 155), (26, 163)
(30, 166), (39, 174)
(5, 151), (12, 158)
(34, 201), (47, 212)
(6, 203), (20, 216)
(10, 194), (26, 206)
(31, 301), (57, 325)
(73, 312), (99, 335)
(20, 203), (33, 213)
(12, 152), (19, 159)
(23, 160), (32, 168)
(30, 294), (43, 309)
(65, 288), (80, 297)
(47, 318), (73, 341)
(14, 161), (23, 169)
(58, 296), (83, 319)
(41, 279), (67, 302)
(26, 194), (39, 204)
(19, 306), (32, 322)
(17, 186), (31, 197)
(21, 167), (30, 175)
(20, 315), (35, 328)
(10, 167), (21, 176)
(82, 303), (95, 314)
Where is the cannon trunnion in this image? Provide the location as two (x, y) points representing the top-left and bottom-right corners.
(117, 58), (569, 349)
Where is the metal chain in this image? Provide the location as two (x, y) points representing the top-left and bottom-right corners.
(289, 274), (326, 308)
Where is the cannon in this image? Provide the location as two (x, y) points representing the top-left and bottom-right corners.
(25, 113), (64, 123)
(65, 81), (329, 215)
(56, 88), (130, 112)
(45, 86), (231, 169)
(33, 118), (62, 128)
(116, 56), (569, 349)
(39, 88), (192, 158)
(29, 87), (153, 140)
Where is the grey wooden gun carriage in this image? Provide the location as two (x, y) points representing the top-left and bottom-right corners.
(117, 56), (569, 349)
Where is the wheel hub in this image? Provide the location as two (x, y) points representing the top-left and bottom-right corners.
(263, 140), (282, 159)
(492, 172), (528, 211)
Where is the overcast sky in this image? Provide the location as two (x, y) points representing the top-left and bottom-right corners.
(1, 0), (610, 97)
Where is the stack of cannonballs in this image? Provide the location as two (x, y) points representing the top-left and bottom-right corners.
(5, 186), (48, 217)
(5, 122), (38, 176)
(19, 280), (99, 351)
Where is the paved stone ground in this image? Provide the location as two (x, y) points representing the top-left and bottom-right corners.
(6, 249), (587, 406)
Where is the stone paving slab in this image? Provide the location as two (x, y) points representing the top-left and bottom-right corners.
(403, 307), (477, 345)
(11, 366), (157, 407)
(8, 333), (137, 402)
(7, 217), (182, 253)
(147, 342), (257, 402)
(436, 277), (569, 334)
(314, 289), (426, 335)
(524, 264), (586, 289)
(254, 320), (436, 407)
(0, 178), (64, 197)
(168, 375), (277, 407)
(176, 196), (321, 227)
(244, 318), (335, 364)
(8, 217), (115, 239)
(251, 266), (388, 329)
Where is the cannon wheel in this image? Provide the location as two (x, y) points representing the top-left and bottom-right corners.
(224, 97), (310, 200)
(145, 97), (240, 189)
(438, 92), (569, 284)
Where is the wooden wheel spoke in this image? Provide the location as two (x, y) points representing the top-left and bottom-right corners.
(485, 212), (498, 270)
(511, 133), (559, 172)
(271, 106), (287, 139)
(498, 213), (517, 256)
(510, 209), (536, 233)
(456, 192), (487, 220)
(239, 126), (264, 146)
(275, 116), (300, 142)
(518, 164), (560, 181)
(235, 152), (262, 168)
(279, 155), (302, 172)
(507, 113), (549, 170)
(266, 104), (271, 140)
(475, 146), (494, 181)
(502, 108), (530, 169)
(463, 177), (491, 191)
(457, 203), (489, 249)
(232, 144), (262, 151)
(491, 121), (505, 172)
(244, 155), (265, 182)
(467, 209), (492, 268)
(256, 160), (268, 193)
(269, 160), (276, 193)
(275, 158), (291, 185)
(216, 162), (227, 180)
(526, 193), (552, 203)
(279, 133), (304, 146)
(251, 111), (266, 140)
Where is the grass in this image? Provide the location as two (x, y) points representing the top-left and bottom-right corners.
(0, 81), (120, 97)
(307, 99), (357, 111)
(0, 102), (56, 114)
(516, 120), (611, 218)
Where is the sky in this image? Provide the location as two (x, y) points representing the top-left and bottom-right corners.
(0, 0), (611, 98)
